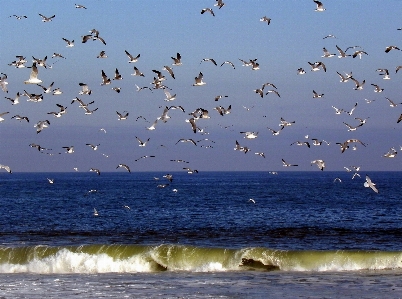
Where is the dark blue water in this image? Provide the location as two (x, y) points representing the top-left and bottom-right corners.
(1, 171), (401, 250)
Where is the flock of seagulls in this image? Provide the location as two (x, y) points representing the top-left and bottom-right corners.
(2, 0), (402, 197)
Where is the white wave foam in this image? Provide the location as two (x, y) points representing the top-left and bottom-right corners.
(0, 249), (157, 274)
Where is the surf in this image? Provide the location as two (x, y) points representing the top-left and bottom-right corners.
(1, 244), (402, 274)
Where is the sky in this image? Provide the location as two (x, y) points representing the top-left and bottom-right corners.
(1, 0), (402, 172)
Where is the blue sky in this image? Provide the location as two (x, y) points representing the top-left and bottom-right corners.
(1, 0), (402, 172)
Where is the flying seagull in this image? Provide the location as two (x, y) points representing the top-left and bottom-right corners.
(0, 164), (12, 173)
(24, 63), (42, 84)
(313, 0), (325, 11)
(364, 175), (378, 193)
(125, 50), (140, 63)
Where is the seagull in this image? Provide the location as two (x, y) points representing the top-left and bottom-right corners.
(164, 89), (176, 101)
(132, 66), (145, 77)
(201, 8), (215, 16)
(321, 47), (336, 58)
(116, 164), (131, 173)
(377, 68), (390, 80)
(94, 51), (107, 59)
(200, 58), (217, 66)
(0, 112), (9, 122)
(266, 90), (281, 97)
(62, 38), (74, 47)
(0, 164), (12, 173)
(383, 147), (397, 158)
(335, 45), (350, 58)
(323, 34), (336, 39)
(240, 131), (258, 139)
(336, 139), (366, 153)
(214, 0), (225, 9)
(290, 141), (310, 148)
(255, 152), (266, 158)
(350, 77), (365, 90)
(39, 13), (55, 22)
(183, 167), (198, 174)
(116, 111), (129, 120)
(135, 136), (150, 147)
(249, 198), (256, 204)
(11, 114), (29, 122)
(86, 143), (100, 150)
(124, 50), (140, 63)
(308, 61), (326, 72)
(100, 70), (111, 85)
(163, 66), (175, 79)
(297, 68), (306, 75)
(311, 159), (325, 171)
(32, 55), (48, 68)
(282, 159), (298, 167)
(113, 68), (123, 80)
(220, 61), (235, 69)
(336, 71), (352, 82)
(89, 168), (101, 175)
(364, 175), (378, 193)
(193, 72), (206, 86)
(386, 97), (402, 107)
(312, 90), (324, 98)
(371, 83), (384, 93)
(352, 50), (368, 59)
(346, 103), (358, 115)
(79, 83), (92, 95)
(343, 122), (360, 132)
(146, 119), (158, 130)
(267, 127), (284, 136)
(333, 178), (342, 183)
(0, 73), (8, 93)
(9, 15), (27, 19)
(75, 4), (87, 9)
(332, 106), (344, 115)
(260, 16), (271, 25)
(385, 45), (400, 53)
(176, 138), (197, 146)
(52, 88), (63, 95)
(93, 208), (99, 216)
(171, 53), (182, 66)
(34, 120), (50, 133)
(24, 62), (42, 84)
(8, 56), (27, 68)
(5, 92), (20, 105)
(47, 178), (54, 184)
(62, 146), (74, 154)
(313, 0), (325, 11)
(163, 174), (173, 182)
(279, 117), (295, 127)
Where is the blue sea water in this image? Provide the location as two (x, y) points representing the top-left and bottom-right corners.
(1, 171), (402, 298)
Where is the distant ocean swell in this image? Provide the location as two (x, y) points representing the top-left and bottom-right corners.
(1, 244), (401, 274)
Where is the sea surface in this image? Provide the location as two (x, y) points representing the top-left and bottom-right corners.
(1, 171), (402, 298)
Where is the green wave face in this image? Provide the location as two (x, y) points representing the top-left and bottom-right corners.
(1, 245), (402, 274)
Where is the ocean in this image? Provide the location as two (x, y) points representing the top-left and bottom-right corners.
(1, 171), (402, 298)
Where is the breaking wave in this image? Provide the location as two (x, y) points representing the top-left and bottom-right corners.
(1, 244), (402, 274)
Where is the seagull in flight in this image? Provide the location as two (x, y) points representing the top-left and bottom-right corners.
(136, 136), (150, 147)
(201, 8), (215, 16)
(116, 164), (131, 173)
(364, 175), (378, 193)
(260, 16), (271, 25)
(311, 159), (325, 171)
(313, 0), (325, 11)
(125, 50), (140, 63)
(24, 62), (42, 84)
(39, 13), (55, 22)
(282, 159), (298, 167)
(0, 164), (12, 173)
